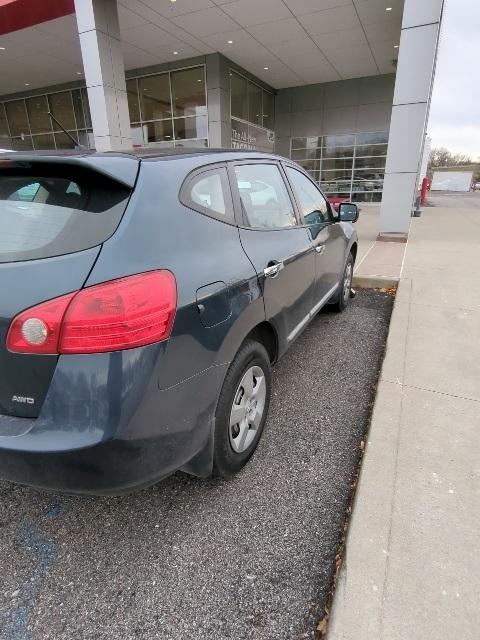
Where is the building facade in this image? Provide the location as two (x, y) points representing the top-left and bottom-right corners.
(0, 0), (444, 231)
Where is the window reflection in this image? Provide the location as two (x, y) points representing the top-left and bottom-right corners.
(1, 64), (208, 150)
(174, 115), (208, 140)
(290, 132), (389, 201)
(26, 96), (51, 134)
(126, 79), (140, 123)
(48, 92), (76, 130)
(139, 74), (171, 122)
(172, 68), (206, 117)
(5, 100), (29, 137)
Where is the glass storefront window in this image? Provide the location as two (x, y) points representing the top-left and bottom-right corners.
(297, 159), (319, 172)
(323, 134), (355, 147)
(174, 115), (208, 140)
(230, 70), (275, 134)
(139, 74), (171, 122)
(355, 143), (388, 157)
(354, 156), (386, 169)
(172, 67), (207, 117)
(81, 89), (92, 128)
(5, 100), (29, 137)
(231, 72), (248, 121)
(0, 104), (9, 139)
(248, 82), (262, 126)
(54, 131), (78, 149)
(48, 92), (76, 130)
(143, 119), (173, 144)
(291, 131), (388, 202)
(26, 96), (51, 134)
(33, 133), (55, 150)
(1, 64), (208, 151)
(11, 136), (33, 150)
(322, 146), (354, 158)
(72, 89), (86, 129)
(263, 91), (274, 129)
(322, 158), (353, 172)
(126, 79), (140, 123)
(291, 148), (321, 160)
(356, 132), (388, 145)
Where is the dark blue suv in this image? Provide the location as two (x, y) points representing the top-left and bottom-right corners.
(0, 149), (358, 494)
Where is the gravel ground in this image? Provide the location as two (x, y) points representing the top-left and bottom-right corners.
(0, 289), (393, 640)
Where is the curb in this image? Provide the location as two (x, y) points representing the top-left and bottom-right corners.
(352, 275), (399, 289)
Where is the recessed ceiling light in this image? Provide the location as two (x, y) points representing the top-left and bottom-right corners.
(170, 0), (176, 3)
(263, 66), (269, 70)
(394, 44), (399, 48)
(24, 83), (30, 86)
(173, 51), (178, 55)
(227, 40), (233, 44)
(76, 71), (82, 75)
(386, 6), (392, 10)
(0, 46), (5, 51)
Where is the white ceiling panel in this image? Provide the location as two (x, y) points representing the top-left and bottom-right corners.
(298, 67), (342, 84)
(203, 29), (260, 51)
(221, 0), (292, 27)
(363, 18), (402, 44)
(334, 59), (379, 78)
(171, 7), (238, 37)
(117, 5), (149, 30)
(35, 15), (79, 41)
(0, 0), (404, 95)
(267, 37), (324, 58)
(327, 43), (375, 65)
(141, 0), (215, 17)
(247, 18), (307, 44)
(313, 26), (367, 52)
(285, 52), (336, 75)
(121, 23), (182, 49)
(283, 0), (351, 15)
(353, 0), (404, 26)
(121, 42), (169, 68)
(298, 5), (360, 36)
(47, 44), (83, 66)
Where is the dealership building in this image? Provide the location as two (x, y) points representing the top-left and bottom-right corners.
(0, 0), (444, 234)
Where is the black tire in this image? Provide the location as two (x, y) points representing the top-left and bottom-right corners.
(213, 340), (271, 478)
(333, 252), (354, 312)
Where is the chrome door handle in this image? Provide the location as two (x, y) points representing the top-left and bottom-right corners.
(264, 262), (284, 278)
(315, 245), (325, 254)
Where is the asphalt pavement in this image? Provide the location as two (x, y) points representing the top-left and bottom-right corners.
(0, 290), (393, 640)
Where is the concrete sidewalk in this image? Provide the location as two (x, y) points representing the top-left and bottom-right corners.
(353, 206), (405, 289)
(328, 202), (480, 640)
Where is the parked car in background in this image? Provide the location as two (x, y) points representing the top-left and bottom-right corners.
(0, 148), (358, 494)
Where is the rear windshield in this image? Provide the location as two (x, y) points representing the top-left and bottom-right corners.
(0, 162), (131, 262)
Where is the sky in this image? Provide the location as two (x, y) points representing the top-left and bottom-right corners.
(427, 0), (480, 159)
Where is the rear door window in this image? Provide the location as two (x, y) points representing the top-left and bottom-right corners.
(0, 163), (131, 262)
(233, 163), (297, 229)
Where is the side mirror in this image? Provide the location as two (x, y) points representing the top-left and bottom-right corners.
(338, 202), (359, 223)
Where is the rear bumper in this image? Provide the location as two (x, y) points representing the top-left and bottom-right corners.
(0, 435), (202, 495)
(0, 343), (226, 494)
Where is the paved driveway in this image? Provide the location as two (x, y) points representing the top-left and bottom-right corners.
(0, 291), (393, 640)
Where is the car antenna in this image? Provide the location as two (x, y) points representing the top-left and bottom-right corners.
(47, 111), (86, 149)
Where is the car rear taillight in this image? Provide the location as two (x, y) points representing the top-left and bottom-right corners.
(6, 271), (177, 355)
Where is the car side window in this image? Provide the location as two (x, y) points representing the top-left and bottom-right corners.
(188, 169), (227, 215)
(285, 167), (330, 228)
(234, 163), (297, 229)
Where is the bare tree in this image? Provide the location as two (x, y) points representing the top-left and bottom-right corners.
(429, 147), (473, 168)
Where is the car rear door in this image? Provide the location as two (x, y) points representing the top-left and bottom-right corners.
(284, 164), (346, 307)
(228, 160), (316, 352)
